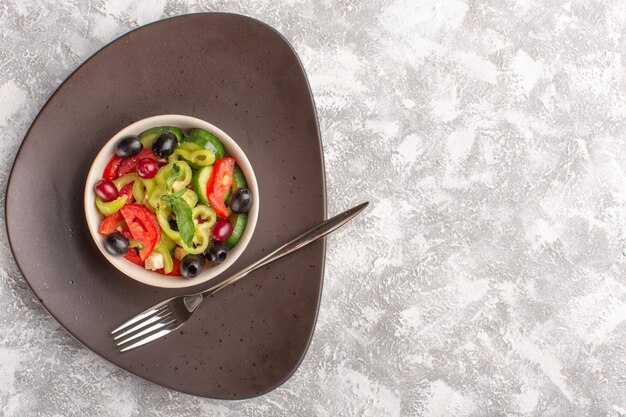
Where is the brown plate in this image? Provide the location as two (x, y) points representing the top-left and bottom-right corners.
(6, 13), (325, 399)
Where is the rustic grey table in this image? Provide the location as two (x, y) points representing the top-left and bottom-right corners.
(1, 1), (625, 416)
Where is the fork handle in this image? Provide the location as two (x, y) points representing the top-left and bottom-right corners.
(199, 202), (369, 298)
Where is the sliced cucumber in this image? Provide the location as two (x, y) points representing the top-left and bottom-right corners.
(224, 213), (247, 249)
(232, 165), (247, 189)
(139, 126), (184, 148)
(225, 165), (246, 205)
(183, 128), (225, 159)
(193, 166), (212, 205)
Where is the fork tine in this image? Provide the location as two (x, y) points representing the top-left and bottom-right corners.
(113, 311), (172, 341)
(119, 327), (176, 353)
(116, 318), (176, 347)
(111, 304), (168, 335)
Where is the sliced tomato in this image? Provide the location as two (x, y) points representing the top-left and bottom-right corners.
(124, 248), (144, 266)
(207, 157), (235, 218)
(99, 212), (133, 239)
(98, 212), (124, 235)
(119, 182), (135, 205)
(120, 204), (160, 261)
(155, 258), (182, 276)
(119, 225), (133, 240)
(117, 148), (159, 177)
(103, 154), (123, 180)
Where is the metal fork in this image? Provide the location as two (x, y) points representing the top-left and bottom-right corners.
(111, 202), (369, 352)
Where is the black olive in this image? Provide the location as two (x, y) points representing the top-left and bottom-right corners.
(152, 132), (178, 158)
(103, 233), (129, 256)
(115, 135), (143, 158)
(230, 188), (252, 213)
(205, 244), (228, 264)
(181, 254), (204, 279)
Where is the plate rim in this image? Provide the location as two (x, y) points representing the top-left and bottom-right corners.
(5, 12), (327, 399)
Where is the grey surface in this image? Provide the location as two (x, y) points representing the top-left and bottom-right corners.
(1, 0), (625, 415)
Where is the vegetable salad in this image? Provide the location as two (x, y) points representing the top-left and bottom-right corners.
(94, 126), (252, 279)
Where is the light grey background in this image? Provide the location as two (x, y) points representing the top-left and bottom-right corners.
(1, 0), (625, 416)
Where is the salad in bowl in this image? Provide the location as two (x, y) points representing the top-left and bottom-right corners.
(84, 115), (258, 288)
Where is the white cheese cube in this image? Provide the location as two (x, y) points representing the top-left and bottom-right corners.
(144, 252), (164, 270)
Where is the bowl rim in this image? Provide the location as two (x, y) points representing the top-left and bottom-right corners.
(84, 114), (259, 289)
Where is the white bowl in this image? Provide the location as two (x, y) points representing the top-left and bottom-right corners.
(84, 115), (259, 288)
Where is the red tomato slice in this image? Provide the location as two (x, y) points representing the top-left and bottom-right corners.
(119, 182), (135, 205)
(119, 225), (133, 240)
(118, 148), (159, 177)
(98, 212), (124, 235)
(120, 204), (160, 261)
(124, 248), (144, 266)
(99, 212), (133, 239)
(207, 157), (235, 218)
(103, 154), (123, 180)
(155, 258), (182, 276)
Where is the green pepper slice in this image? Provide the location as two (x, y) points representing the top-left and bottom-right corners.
(152, 242), (174, 274)
(192, 205), (217, 227)
(189, 148), (215, 168)
(182, 189), (198, 209)
(155, 161), (192, 192)
(113, 173), (139, 190)
(180, 222), (212, 255)
(168, 142), (215, 169)
(95, 194), (128, 216)
(156, 206), (181, 241)
(159, 232), (177, 252)
(168, 142), (199, 164)
(157, 205), (215, 254)
(147, 184), (167, 211)
(132, 178), (157, 205)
